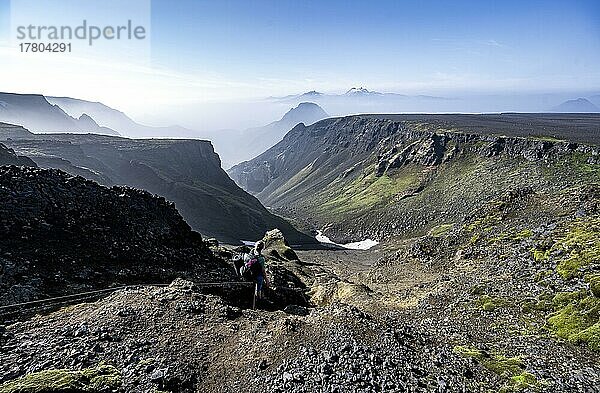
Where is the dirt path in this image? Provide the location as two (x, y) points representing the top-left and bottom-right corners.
(294, 245), (444, 313)
(296, 249), (379, 280)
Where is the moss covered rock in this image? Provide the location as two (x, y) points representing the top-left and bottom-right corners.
(0, 364), (121, 393)
(548, 290), (600, 351)
(553, 218), (600, 279)
(477, 295), (507, 312)
(454, 346), (523, 376)
(585, 273), (600, 298)
(429, 223), (454, 237)
(454, 346), (544, 391)
(501, 372), (543, 393)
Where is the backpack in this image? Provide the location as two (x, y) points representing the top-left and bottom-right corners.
(240, 255), (263, 280)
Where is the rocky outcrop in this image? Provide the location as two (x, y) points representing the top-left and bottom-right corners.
(0, 281), (244, 392)
(0, 166), (234, 306)
(0, 122), (35, 140)
(263, 229), (299, 261)
(376, 133), (449, 175)
(375, 132), (598, 177)
(0, 143), (36, 167)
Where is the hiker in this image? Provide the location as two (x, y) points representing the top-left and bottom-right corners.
(239, 240), (270, 299)
(250, 240), (269, 299)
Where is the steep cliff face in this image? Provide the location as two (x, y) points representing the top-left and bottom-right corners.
(374, 130), (598, 174)
(1, 131), (314, 244)
(229, 114), (600, 242)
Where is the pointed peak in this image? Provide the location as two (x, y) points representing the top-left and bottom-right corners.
(344, 87), (381, 96)
(346, 87), (369, 94)
(78, 113), (99, 125)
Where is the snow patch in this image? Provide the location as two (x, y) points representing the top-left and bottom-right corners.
(343, 239), (380, 250)
(316, 230), (379, 250)
(315, 231), (334, 244)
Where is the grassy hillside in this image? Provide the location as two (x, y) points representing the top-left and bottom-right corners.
(229, 114), (600, 243)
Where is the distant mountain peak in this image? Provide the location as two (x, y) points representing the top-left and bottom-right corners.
(280, 102), (329, 124)
(571, 98), (594, 105)
(78, 113), (99, 126)
(344, 87), (381, 96)
(300, 90), (323, 97)
(346, 87), (369, 94)
(47, 95), (194, 137)
(551, 98), (600, 113)
(220, 102), (330, 167)
(268, 91), (324, 101)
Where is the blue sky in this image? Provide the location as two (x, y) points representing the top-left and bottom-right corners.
(0, 0), (8, 40)
(0, 0), (599, 127)
(148, 0), (600, 94)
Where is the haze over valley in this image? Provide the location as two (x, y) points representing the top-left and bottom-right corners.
(1, 89), (599, 168)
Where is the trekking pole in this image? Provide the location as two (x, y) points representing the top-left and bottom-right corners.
(252, 283), (257, 310)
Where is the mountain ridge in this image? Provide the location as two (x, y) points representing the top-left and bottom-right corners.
(46, 95), (196, 138)
(272, 88), (449, 101)
(229, 113), (600, 243)
(0, 92), (120, 135)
